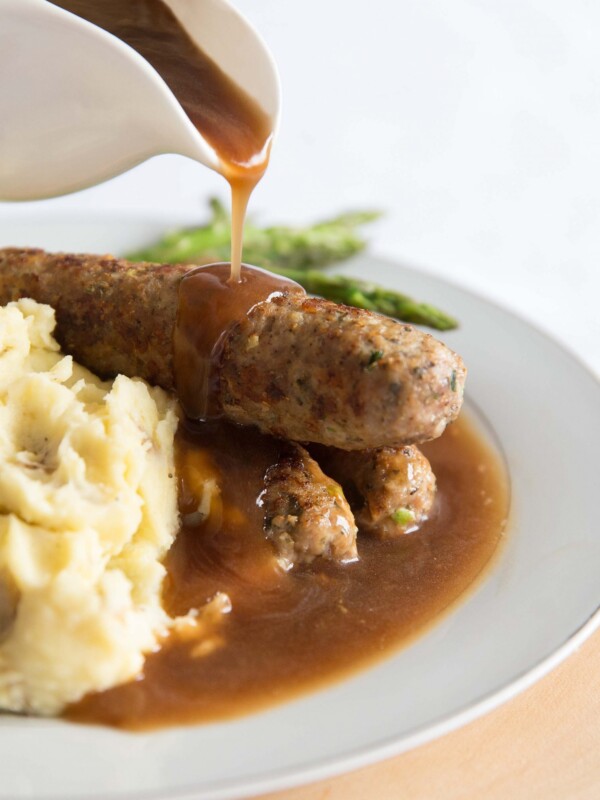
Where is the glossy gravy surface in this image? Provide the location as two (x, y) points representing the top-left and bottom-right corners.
(174, 263), (303, 419)
(51, 0), (273, 279)
(66, 414), (508, 730)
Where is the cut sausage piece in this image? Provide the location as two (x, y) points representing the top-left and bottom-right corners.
(261, 444), (358, 569)
(311, 445), (436, 538)
(0, 249), (466, 448)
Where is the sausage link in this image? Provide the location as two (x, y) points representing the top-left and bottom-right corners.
(0, 248), (466, 448)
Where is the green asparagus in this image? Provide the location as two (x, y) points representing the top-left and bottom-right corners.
(126, 198), (457, 331)
(127, 198), (379, 270)
(278, 269), (458, 330)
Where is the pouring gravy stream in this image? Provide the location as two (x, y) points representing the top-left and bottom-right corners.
(52, 0), (273, 282)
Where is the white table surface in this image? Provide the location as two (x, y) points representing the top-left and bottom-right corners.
(4, 0), (600, 376)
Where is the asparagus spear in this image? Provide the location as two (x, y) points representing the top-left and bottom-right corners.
(126, 199), (458, 331)
(279, 269), (458, 331)
(128, 198), (379, 270)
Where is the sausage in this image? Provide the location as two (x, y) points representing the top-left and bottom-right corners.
(0, 248), (183, 390)
(310, 444), (436, 538)
(261, 443), (358, 569)
(221, 293), (465, 448)
(0, 248), (466, 448)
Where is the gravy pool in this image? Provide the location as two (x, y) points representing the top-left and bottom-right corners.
(66, 413), (508, 730)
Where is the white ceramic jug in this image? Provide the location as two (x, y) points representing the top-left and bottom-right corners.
(0, 0), (280, 200)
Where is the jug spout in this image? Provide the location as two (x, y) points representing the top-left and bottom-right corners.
(0, 0), (280, 201)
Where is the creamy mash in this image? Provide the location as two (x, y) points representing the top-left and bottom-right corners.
(0, 299), (181, 715)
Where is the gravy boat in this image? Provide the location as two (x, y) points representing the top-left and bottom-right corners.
(0, 0), (280, 200)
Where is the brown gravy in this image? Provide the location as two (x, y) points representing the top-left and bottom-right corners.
(174, 263), (303, 419)
(52, 0), (274, 280)
(66, 414), (508, 730)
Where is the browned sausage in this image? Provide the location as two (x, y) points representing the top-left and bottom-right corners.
(262, 443), (358, 568)
(0, 248), (466, 448)
(310, 444), (436, 538)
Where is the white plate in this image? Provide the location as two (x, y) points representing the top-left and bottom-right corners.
(0, 211), (599, 800)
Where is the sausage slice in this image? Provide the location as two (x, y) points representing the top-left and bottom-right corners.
(261, 444), (358, 568)
(311, 444), (436, 538)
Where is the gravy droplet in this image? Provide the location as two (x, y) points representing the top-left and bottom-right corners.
(174, 263), (303, 420)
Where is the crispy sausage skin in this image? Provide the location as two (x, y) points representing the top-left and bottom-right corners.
(0, 248), (182, 389)
(311, 445), (436, 538)
(0, 248), (466, 448)
(261, 444), (358, 569)
(220, 294), (465, 448)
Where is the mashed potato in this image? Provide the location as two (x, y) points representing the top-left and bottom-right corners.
(0, 299), (182, 715)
